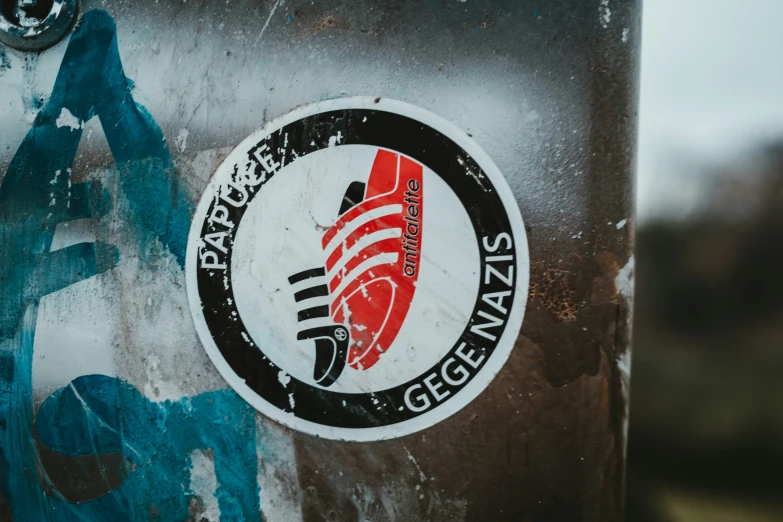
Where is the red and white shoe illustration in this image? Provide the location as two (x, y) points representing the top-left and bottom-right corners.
(290, 150), (423, 387)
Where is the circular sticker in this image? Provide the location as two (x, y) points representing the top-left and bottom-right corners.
(186, 97), (529, 441)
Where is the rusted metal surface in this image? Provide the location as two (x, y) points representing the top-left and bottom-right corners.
(0, 0), (639, 520)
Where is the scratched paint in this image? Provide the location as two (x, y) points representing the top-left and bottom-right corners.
(0, 10), (270, 521)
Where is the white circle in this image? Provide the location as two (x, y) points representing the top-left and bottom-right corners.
(231, 145), (480, 393)
(186, 97), (530, 441)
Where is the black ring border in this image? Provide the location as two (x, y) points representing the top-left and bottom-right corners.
(195, 107), (518, 429)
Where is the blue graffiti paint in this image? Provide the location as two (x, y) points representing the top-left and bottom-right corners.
(96, 42), (193, 267)
(0, 48), (10, 74)
(0, 10), (260, 521)
(35, 375), (259, 521)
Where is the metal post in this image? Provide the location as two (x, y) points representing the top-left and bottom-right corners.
(0, 1), (640, 520)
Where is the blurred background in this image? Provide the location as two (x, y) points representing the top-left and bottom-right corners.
(626, 1), (783, 521)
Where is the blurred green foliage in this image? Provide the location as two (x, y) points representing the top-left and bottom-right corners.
(626, 143), (783, 521)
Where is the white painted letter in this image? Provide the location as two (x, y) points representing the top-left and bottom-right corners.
(469, 311), (504, 341)
(455, 342), (486, 368)
(424, 373), (451, 402)
(482, 232), (513, 252)
(200, 250), (226, 270)
(481, 290), (512, 314)
(253, 143), (280, 175)
(441, 358), (470, 386)
(404, 384), (431, 413)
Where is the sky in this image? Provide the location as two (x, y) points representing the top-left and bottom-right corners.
(638, 0), (783, 221)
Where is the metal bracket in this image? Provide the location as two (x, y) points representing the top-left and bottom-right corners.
(0, 0), (78, 52)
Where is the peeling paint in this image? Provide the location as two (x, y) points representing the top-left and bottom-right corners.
(55, 107), (82, 130)
(615, 255), (635, 301)
(599, 0), (612, 29)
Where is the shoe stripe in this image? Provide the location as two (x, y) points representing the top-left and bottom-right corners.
(297, 305), (330, 322)
(293, 284), (329, 302)
(288, 267), (326, 284)
(326, 227), (401, 276)
(329, 252), (399, 305)
(322, 204), (401, 256)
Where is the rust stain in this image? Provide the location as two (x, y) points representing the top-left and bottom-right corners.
(529, 265), (580, 322)
(291, 11), (352, 37)
(591, 251), (623, 305)
(311, 15), (351, 33)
